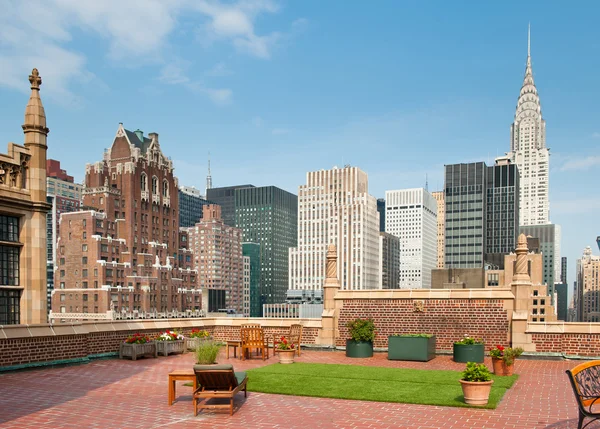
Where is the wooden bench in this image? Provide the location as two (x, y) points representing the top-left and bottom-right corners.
(566, 360), (600, 429)
(168, 369), (198, 406)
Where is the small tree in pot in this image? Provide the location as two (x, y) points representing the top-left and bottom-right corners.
(346, 318), (375, 358)
(459, 362), (494, 406)
(489, 345), (524, 376)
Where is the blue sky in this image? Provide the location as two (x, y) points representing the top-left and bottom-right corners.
(0, 1), (599, 294)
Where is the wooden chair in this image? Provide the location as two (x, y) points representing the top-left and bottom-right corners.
(566, 360), (600, 429)
(273, 324), (303, 357)
(241, 323), (267, 355)
(193, 364), (248, 416)
(240, 327), (268, 360)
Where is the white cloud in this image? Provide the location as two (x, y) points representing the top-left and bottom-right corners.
(592, 132), (600, 138)
(252, 116), (264, 127)
(271, 128), (289, 135)
(205, 62), (234, 77)
(552, 198), (600, 215)
(558, 155), (600, 172)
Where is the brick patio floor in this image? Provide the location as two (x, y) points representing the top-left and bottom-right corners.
(0, 350), (597, 429)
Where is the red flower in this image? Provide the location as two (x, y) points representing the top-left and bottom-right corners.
(497, 345), (505, 351)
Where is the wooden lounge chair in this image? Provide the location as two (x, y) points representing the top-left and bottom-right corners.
(273, 324), (303, 356)
(240, 327), (268, 360)
(241, 323), (268, 353)
(193, 364), (248, 416)
(566, 360), (600, 429)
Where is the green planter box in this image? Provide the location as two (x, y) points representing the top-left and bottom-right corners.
(453, 343), (484, 363)
(346, 340), (373, 358)
(388, 335), (436, 362)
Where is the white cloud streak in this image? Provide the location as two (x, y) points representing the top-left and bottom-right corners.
(558, 155), (600, 172)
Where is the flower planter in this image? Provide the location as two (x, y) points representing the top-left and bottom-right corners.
(119, 342), (157, 361)
(453, 343), (484, 363)
(346, 340), (373, 358)
(186, 337), (212, 351)
(491, 357), (514, 376)
(459, 379), (494, 406)
(388, 335), (436, 362)
(277, 349), (296, 364)
(156, 340), (186, 356)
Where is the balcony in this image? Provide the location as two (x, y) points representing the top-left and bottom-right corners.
(141, 190), (149, 201)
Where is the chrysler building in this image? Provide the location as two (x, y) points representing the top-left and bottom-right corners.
(508, 26), (549, 226)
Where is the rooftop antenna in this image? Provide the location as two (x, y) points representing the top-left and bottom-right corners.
(425, 174), (429, 191)
(205, 151), (212, 195)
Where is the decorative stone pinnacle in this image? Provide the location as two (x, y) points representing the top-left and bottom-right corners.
(29, 68), (42, 90)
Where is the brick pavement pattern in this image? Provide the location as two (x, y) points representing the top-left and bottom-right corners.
(0, 350), (598, 429)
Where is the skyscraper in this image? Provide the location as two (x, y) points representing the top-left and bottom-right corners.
(235, 186), (297, 308)
(520, 223), (561, 300)
(206, 184), (254, 227)
(508, 26), (549, 226)
(575, 246), (600, 322)
(431, 191), (445, 269)
(178, 185), (212, 228)
(379, 232), (400, 289)
(385, 188), (437, 288)
(289, 166), (380, 291)
(242, 242), (261, 317)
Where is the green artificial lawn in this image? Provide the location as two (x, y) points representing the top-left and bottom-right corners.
(246, 363), (518, 409)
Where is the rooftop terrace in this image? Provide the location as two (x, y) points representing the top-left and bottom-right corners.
(0, 349), (593, 429)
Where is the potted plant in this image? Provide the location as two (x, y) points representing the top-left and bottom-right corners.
(388, 333), (436, 362)
(155, 330), (186, 356)
(276, 336), (296, 364)
(345, 318), (375, 358)
(459, 362), (494, 406)
(489, 345), (524, 376)
(186, 328), (211, 351)
(195, 339), (222, 364)
(453, 335), (484, 363)
(119, 333), (157, 360)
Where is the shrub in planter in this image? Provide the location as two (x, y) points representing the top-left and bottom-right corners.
(346, 318), (375, 358)
(195, 340), (222, 364)
(453, 335), (484, 363)
(275, 336), (297, 364)
(459, 362), (494, 406)
(489, 345), (524, 376)
(388, 334), (436, 362)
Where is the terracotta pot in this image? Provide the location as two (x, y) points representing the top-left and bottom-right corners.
(459, 379), (494, 406)
(491, 357), (514, 376)
(278, 349), (296, 364)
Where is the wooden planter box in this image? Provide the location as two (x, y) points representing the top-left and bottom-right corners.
(388, 335), (436, 362)
(156, 340), (186, 356)
(119, 342), (157, 361)
(346, 340), (373, 358)
(453, 343), (484, 363)
(186, 337), (212, 351)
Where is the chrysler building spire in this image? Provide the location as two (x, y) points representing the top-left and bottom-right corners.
(508, 25), (550, 226)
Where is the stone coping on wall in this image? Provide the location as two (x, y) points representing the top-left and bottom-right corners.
(0, 317), (323, 339)
(527, 321), (600, 334)
(334, 288), (516, 300)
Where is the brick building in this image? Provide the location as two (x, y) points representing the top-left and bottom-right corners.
(183, 205), (243, 314)
(50, 124), (199, 322)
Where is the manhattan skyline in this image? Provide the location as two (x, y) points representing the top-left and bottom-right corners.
(0, 1), (599, 290)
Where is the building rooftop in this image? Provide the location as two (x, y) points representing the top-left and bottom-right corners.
(0, 350), (583, 429)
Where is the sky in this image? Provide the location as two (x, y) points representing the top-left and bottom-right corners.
(0, 1), (599, 297)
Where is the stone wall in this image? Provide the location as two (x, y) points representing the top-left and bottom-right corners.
(528, 322), (600, 357)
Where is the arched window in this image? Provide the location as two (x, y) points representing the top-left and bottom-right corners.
(152, 176), (158, 194)
(163, 180), (169, 197)
(140, 173), (147, 191)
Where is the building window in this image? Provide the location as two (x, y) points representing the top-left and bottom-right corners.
(82, 244), (88, 252)
(0, 215), (19, 242)
(152, 176), (158, 194)
(0, 245), (20, 286)
(0, 289), (21, 324)
(141, 173), (147, 191)
(163, 180), (169, 197)
(82, 257), (87, 264)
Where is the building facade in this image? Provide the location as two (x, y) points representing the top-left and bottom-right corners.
(185, 205), (243, 313)
(289, 166), (380, 291)
(432, 191), (445, 269)
(235, 186), (297, 308)
(379, 232), (400, 289)
(444, 162), (486, 268)
(377, 198), (385, 232)
(484, 157), (520, 269)
(206, 184), (254, 227)
(50, 124), (199, 321)
(178, 185), (212, 228)
(561, 256), (567, 284)
(520, 223), (561, 300)
(242, 242), (261, 317)
(46, 160), (82, 315)
(508, 28), (550, 226)
(0, 69), (50, 325)
(385, 188), (437, 288)
(575, 246), (600, 322)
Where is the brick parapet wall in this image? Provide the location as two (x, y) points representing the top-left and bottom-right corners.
(0, 318), (322, 368)
(336, 298), (510, 350)
(529, 322), (600, 357)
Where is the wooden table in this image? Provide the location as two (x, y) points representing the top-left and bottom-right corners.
(168, 369), (197, 405)
(226, 340), (242, 359)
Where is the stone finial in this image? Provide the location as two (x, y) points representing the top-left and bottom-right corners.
(513, 233), (531, 282)
(326, 244), (337, 279)
(29, 68), (42, 90)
